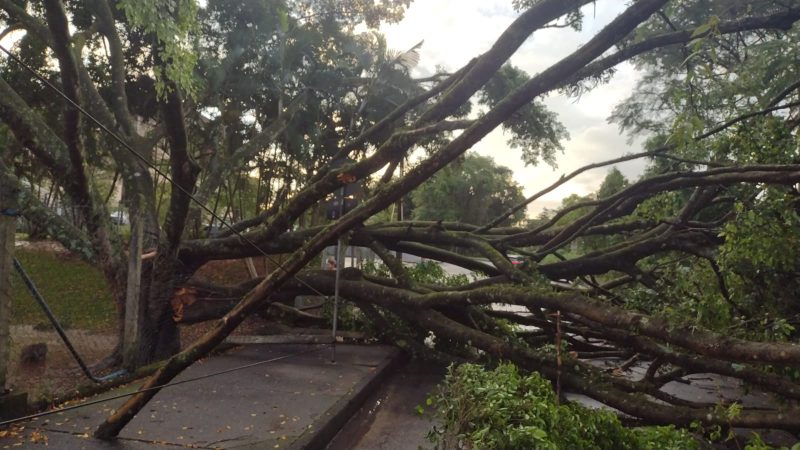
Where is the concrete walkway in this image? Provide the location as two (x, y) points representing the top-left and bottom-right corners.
(0, 344), (401, 449)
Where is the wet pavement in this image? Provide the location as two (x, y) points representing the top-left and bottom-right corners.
(330, 356), (800, 449)
(3, 346), (798, 449)
(326, 360), (445, 450)
(0, 344), (400, 449)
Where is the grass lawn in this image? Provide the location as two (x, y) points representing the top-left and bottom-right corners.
(10, 248), (116, 331)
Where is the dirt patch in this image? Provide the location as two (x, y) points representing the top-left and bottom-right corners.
(6, 326), (118, 402)
(194, 255), (290, 286)
(14, 240), (71, 255)
(4, 242), (289, 407)
(5, 315), (275, 404)
(179, 314), (273, 347)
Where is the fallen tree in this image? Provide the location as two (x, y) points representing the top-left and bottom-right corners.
(87, 0), (800, 438)
(168, 162), (800, 430)
(2, 0), (800, 440)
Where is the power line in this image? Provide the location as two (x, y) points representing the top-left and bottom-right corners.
(0, 42), (347, 425)
(0, 43), (333, 301)
(0, 345), (324, 427)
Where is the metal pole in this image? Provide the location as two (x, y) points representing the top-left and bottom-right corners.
(331, 236), (343, 362)
(331, 185), (346, 362)
(395, 158), (404, 263)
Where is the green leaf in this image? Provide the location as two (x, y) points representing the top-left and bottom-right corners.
(690, 23), (711, 38)
(277, 6), (289, 33)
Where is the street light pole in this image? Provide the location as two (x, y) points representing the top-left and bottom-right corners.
(331, 185), (345, 363)
(325, 157), (361, 363)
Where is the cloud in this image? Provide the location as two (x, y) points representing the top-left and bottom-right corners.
(382, 0), (517, 76)
(382, 1), (648, 216)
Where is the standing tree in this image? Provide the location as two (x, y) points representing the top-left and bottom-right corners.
(411, 153), (526, 226)
(596, 166), (629, 200)
(0, 0), (416, 364)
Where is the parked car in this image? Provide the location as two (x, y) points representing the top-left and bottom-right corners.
(203, 224), (223, 237)
(109, 211), (129, 225)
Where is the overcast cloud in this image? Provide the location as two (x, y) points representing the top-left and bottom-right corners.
(382, 1), (649, 215)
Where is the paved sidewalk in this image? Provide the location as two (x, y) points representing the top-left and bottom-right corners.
(0, 344), (400, 449)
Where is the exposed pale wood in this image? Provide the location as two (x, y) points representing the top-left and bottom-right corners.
(244, 257), (258, 279)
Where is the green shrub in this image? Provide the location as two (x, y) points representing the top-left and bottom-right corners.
(427, 363), (700, 450)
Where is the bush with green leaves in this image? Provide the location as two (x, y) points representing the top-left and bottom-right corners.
(363, 259), (472, 286)
(427, 363), (700, 450)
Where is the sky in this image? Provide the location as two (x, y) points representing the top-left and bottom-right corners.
(381, 1), (648, 215)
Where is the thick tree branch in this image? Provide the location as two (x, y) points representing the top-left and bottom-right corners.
(502, 165), (800, 246)
(567, 8), (800, 89)
(0, 163), (95, 260)
(0, 0), (51, 44)
(479, 148), (667, 232)
(93, 0), (136, 136)
(159, 88), (199, 253)
(0, 77), (72, 176)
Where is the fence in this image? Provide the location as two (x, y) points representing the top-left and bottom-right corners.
(1, 244), (328, 409)
(5, 240), (120, 404)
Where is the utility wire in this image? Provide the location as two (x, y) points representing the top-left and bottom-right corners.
(0, 43), (334, 300)
(0, 42), (345, 426)
(0, 345), (324, 427)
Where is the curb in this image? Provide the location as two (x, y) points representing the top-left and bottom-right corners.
(286, 346), (406, 450)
